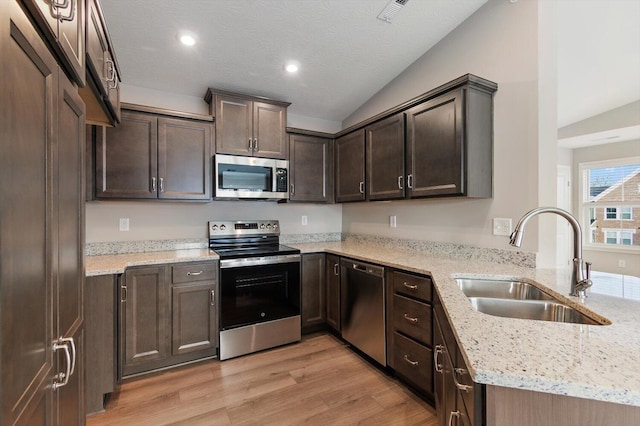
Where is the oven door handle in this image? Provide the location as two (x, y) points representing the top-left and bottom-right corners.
(220, 254), (301, 269)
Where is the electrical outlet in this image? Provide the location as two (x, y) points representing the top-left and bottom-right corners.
(618, 260), (626, 268)
(119, 218), (129, 232)
(389, 215), (397, 228)
(492, 218), (512, 236)
(301, 215), (308, 226)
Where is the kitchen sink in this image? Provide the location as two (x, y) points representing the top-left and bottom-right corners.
(467, 297), (602, 325)
(455, 278), (555, 300)
(455, 278), (607, 325)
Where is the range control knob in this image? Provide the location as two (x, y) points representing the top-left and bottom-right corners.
(267, 224), (272, 230)
(273, 223), (278, 230)
(220, 224), (226, 231)
(211, 224), (218, 231)
(260, 223), (266, 229)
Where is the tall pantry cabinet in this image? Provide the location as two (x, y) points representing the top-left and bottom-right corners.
(1, 0), (85, 424)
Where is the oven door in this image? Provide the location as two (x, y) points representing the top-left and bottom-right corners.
(219, 255), (301, 330)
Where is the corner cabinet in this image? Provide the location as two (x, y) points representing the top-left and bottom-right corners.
(205, 88), (290, 159)
(95, 106), (213, 200)
(288, 129), (334, 203)
(335, 129), (366, 202)
(119, 261), (218, 378)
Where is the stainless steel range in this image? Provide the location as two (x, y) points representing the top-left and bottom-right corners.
(209, 220), (301, 360)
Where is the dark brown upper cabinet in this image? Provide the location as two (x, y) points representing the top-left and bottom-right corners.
(95, 106), (213, 200)
(406, 84), (494, 199)
(21, 0), (86, 86)
(335, 129), (366, 202)
(366, 113), (406, 201)
(80, 0), (121, 126)
(288, 130), (334, 203)
(205, 88), (290, 159)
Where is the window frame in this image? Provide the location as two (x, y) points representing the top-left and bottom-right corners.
(579, 157), (640, 253)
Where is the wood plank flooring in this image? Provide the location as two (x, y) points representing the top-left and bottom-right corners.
(87, 333), (438, 425)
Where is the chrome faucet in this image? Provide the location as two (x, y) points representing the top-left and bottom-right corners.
(509, 207), (592, 298)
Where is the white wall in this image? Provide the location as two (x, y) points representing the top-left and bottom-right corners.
(85, 85), (342, 243)
(571, 139), (640, 277)
(86, 201), (342, 242)
(341, 0), (544, 254)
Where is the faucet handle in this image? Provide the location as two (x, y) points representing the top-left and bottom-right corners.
(585, 261), (592, 280)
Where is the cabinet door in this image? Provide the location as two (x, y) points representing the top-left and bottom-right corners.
(172, 283), (217, 356)
(366, 113), (405, 201)
(121, 266), (170, 376)
(301, 253), (326, 329)
(253, 101), (287, 159)
(434, 315), (457, 426)
(86, 0), (108, 96)
(1, 3), (58, 422)
(158, 117), (212, 200)
(335, 129), (365, 202)
(97, 111), (158, 199)
(289, 134), (333, 202)
(406, 89), (464, 198)
(55, 73), (85, 425)
(104, 49), (121, 122)
(325, 254), (341, 331)
(215, 94), (253, 156)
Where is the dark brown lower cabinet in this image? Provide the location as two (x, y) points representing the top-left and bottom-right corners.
(1, 2), (85, 423)
(325, 254), (341, 332)
(119, 261), (218, 378)
(301, 254), (326, 332)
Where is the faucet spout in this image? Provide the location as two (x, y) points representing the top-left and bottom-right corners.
(509, 207), (592, 298)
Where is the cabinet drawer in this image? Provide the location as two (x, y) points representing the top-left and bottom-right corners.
(171, 262), (217, 284)
(392, 270), (432, 303)
(393, 332), (433, 394)
(393, 294), (432, 345)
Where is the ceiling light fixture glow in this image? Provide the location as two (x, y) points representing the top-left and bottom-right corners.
(285, 63), (299, 73)
(178, 31), (197, 47)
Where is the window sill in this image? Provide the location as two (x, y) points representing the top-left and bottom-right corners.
(583, 245), (640, 254)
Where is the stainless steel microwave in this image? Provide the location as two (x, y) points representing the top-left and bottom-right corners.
(214, 154), (289, 200)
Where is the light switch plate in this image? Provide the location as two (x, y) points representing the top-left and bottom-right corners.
(301, 215), (308, 226)
(389, 215), (397, 228)
(119, 218), (130, 232)
(493, 218), (512, 236)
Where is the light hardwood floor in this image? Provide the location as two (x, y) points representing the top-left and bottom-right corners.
(87, 333), (438, 425)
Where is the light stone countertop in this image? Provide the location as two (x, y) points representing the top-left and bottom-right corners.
(85, 241), (640, 407)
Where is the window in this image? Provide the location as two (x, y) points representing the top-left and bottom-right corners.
(579, 157), (640, 251)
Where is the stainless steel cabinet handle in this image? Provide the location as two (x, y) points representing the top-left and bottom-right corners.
(398, 175), (404, 190)
(52, 338), (71, 390)
(403, 354), (419, 366)
(403, 313), (419, 324)
(448, 410), (461, 426)
(290, 183), (295, 195)
(359, 181), (364, 194)
(453, 367), (473, 392)
(186, 270), (204, 276)
(106, 58), (117, 89)
(403, 281), (418, 290)
(151, 177), (157, 192)
(407, 174), (414, 189)
(248, 139), (253, 152)
(120, 283), (127, 302)
(54, 0), (75, 22)
(159, 177), (164, 193)
(210, 289), (215, 306)
(254, 138), (258, 152)
(434, 344), (444, 373)
(333, 263), (339, 276)
(63, 337), (76, 376)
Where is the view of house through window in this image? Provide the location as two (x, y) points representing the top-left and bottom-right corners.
(580, 158), (640, 249)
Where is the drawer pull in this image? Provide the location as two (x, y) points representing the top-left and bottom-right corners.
(403, 354), (419, 366)
(448, 410), (461, 426)
(403, 281), (418, 290)
(403, 313), (419, 324)
(187, 270), (204, 276)
(453, 367), (473, 392)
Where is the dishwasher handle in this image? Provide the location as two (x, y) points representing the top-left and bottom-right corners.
(346, 260), (385, 278)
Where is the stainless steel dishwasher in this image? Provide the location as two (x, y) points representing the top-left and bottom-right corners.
(340, 258), (386, 366)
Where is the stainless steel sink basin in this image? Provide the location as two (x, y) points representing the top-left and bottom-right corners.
(455, 278), (607, 325)
(467, 297), (601, 325)
(455, 278), (555, 301)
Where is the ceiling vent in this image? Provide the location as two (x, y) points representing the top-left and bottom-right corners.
(377, 0), (409, 23)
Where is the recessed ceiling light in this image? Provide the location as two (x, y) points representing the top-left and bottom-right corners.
(285, 63), (299, 73)
(178, 31), (197, 47)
